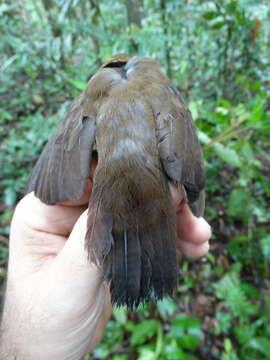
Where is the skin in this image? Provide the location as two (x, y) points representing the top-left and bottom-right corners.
(0, 165), (211, 360)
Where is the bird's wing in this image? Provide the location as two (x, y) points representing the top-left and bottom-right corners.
(27, 94), (96, 205)
(153, 86), (205, 216)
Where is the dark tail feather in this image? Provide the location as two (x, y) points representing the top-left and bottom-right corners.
(86, 163), (178, 308)
(140, 213), (178, 301)
(109, 229), (141, 307)
(87, 213), (177, 308)
(139, 231), (153, 301)
(102, 219), (177, 308)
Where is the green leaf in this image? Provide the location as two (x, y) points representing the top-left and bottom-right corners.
(164, 340), (185, 358)
(4, 187), (16, 206)
(112, 355), (128, 360)
(240, 283), (259, 298)
(260, 235), (270, 262)
(224, 338), (232, 353)
(157, 298), (178, 318)
(233, 325), (256, 344)
(198, 130), (211, 145)
(241, 142), (255, 164)
(213, 270), (257, 321)
(0, 210), (13, 221)
(203, 11), (219, 20)
(243, 338), (270, 358)
(215, 312), (232, 335)
(212, 21), (226, 29)
(221, 338), (239, 360)
(0, 108), (13, 121)
(189, 100), (202, 120)
(249, 100), (264, 125)
(169, 315), (202, 350)
(131, 320), (160, 346)
(138, 349), (156, 360)
(228, 188), (248, 219)
(113, 307), (127, 324)
(213, 143), (241, 167)
(67, 78), (88, 91)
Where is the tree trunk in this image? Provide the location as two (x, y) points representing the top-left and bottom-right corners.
(125, 0), (144, 52)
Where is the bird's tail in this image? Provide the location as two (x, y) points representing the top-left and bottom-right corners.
(86, 158), (178, 307)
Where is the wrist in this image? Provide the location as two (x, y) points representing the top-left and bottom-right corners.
(0, 280), (111, 360)
(0, 289), (73, 360)
(0, 329), (16, 360)
(0, 311), (83, 360)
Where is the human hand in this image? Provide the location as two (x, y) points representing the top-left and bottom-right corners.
(0, 171), (211, 360)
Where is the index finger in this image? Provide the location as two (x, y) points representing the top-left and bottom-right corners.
(15, 157), (97, 238)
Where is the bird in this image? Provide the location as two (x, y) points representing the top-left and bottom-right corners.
(27, 54), (205, 308)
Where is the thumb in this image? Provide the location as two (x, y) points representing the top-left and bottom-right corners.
(46, 210), (112, 354)
(54, 210), (103, 294)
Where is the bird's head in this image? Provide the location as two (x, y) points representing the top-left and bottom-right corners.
(101, 53), (132, 68)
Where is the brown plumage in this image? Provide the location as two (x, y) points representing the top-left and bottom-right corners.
(27, 54), (205, 308)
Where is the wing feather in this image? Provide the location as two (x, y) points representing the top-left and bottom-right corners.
(154, 87), (205, 216)
(27, 96), (96, 204)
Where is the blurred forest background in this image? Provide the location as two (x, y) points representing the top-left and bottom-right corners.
(0, 0), (270, 359)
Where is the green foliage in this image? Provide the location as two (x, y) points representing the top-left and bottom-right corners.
(214, 265), (258, 324)
(93, 305), (203, 359)
(1, 0), (270, 359)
